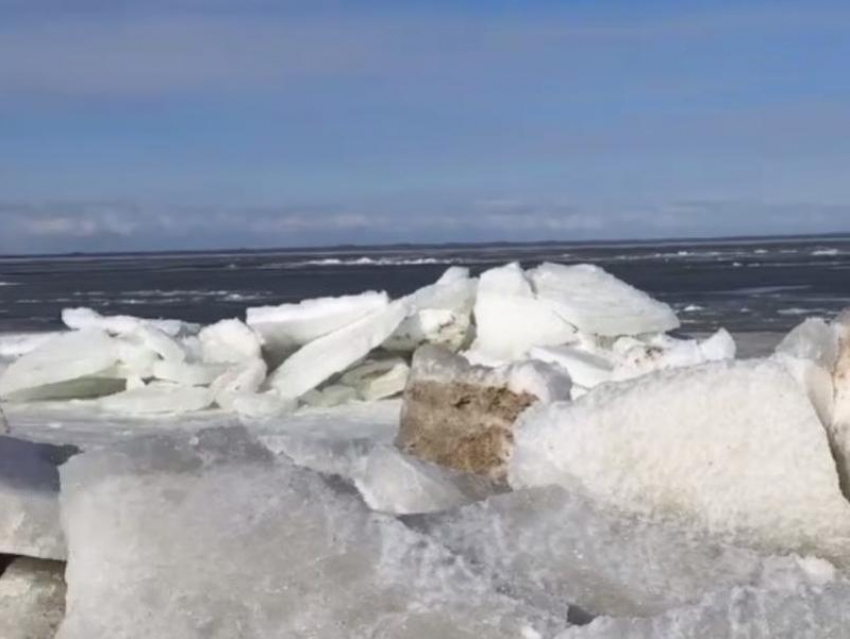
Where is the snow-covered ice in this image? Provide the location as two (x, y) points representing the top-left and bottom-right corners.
(510, 359), (850, 561)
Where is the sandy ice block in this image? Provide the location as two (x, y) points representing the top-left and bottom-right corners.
(57, 427), (562, 639)
(557, 559), (846, 639)
(246, 291), (389, 362)
(198, 318), (262, 364)
(98, 384), (214, 415)
(471, 263), (578, 360)
(267, 300), (409, 400)
(414, 485), (822, 619)
(0, 329), (122, 401)
(529, 263), (680, 337)
(0, 435), (77, 559)
(62, 307), (198, 337)
(509, 359), (850, 561)
(0, 558), (67, 639)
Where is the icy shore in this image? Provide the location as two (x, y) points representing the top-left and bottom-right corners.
(1, 261), (850, 638)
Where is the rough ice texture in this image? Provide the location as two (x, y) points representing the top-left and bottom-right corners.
(0, 557), (67, 639)
(0, 329), (121, 401)
(352, 444), (492, 515)
(267, 300), (409, 400)
(210, 359), (267, 411)
(414, 485), (825, 619)
(529, 263), (680, 337)
(471, 263), (577, 360)
(397, 345), (541, 479)
(198, 319), (262, 364)
(98, 384), (214, 415)
(557, 561), (848, 639)
(58, 427), (563, 639)
(246, 291), (389, 363)
(611, 330), (736, 381)
(0, 435), (76, 559)
(510, 359), (850, 561)
(341, 358), (410, 401)
(61, 307), (199, 337)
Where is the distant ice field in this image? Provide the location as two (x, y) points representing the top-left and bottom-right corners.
(1, 236), (849, 354)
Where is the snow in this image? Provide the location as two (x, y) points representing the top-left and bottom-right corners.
(197, 318), (262, 364)
(57, 427), (563, 639)
(0, 329), (121, 402)
(266, 300), (409, 400)
(509, 359), (850, 561)
(246, 291), (389, 362)
(0, 558), (66, 639)
(471, 263), (578, 360)
(0, 435), (75, 559)
(529, 263), (680, 337)
(415, 485), (832, 618)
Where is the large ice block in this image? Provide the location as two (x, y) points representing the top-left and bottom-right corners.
(57, 427), (563, 639)
(0, 557), (66, 639)
(198, 318), (262, 364)
(509, 359), (850, 561)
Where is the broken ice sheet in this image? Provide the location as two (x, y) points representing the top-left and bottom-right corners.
(58, 427), (564, 639)
(411, 485), (826, 619)
(0, 435), (76, 559)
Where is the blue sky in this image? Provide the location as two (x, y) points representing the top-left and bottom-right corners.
(1, 0), (849, 252)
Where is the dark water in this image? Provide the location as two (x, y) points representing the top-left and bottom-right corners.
(1, 236), (850, 335)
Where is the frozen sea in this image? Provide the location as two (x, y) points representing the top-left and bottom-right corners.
(2, 235), (850, 357)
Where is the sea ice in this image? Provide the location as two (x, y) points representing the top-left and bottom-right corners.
(57, 427), (563, 639)
(0, 557), (66, 639)
(340, 357), (410, 401)
(151, 359), (228, 386)
(0, 435), (76, 559)
(98, 384), (214, 415)
(557, 559), (848, 639)
(62, 307), (198, 337)
(352, 444), (487, 515)
(528, 263), (680, 337)
(198, 318), (262, 364)
(300, 384), (360, 408)
(0, 332), (62, 359)
(611, 329), (735, 381)
(266, 300), (409, 400)
(209, 359), (267, 411)
(528, 345), (614, 389)
(414, 485), (832, 618)
(246, 291), (389, 363)
(0, 329), (122, 402)
(509, 359), (850, 561)
(471, 263), (577, 360)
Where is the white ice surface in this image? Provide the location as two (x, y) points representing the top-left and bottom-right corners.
(0, 329), (121, 401)
(509, 359), (850, 561)
(529, 263), (680, 337)
(246, 291), (389, 361)
(198, 318), (262, 364)
(62, 307), (198, 337)
(267, 300), (409, 400)
(209, 359), (267, 411)
(341, 357), (410, 401)
(529, 345), (614, 389)
(98, 384), (215, 415)
(471, 263), (577, 361)
(57, 427), (562, 639)
(416, 485), (834, 618)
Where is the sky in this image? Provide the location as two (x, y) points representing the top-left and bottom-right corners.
(1, 0), (850, 253)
